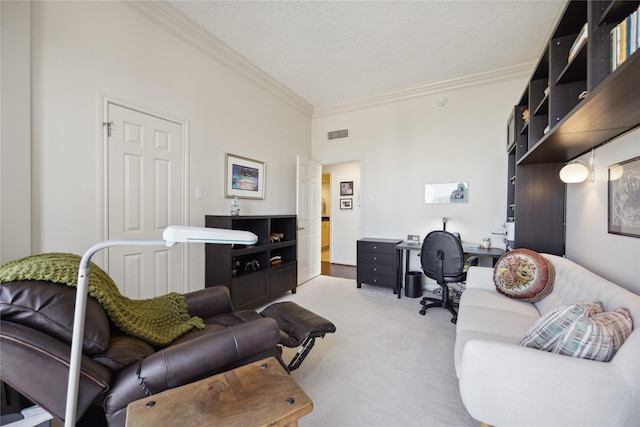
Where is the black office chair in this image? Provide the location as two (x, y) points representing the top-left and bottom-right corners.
(419, 230), (476, 324)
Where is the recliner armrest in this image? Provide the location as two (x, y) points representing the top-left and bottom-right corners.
(183, 286), (234, 318)
(104, 317), (280, 415)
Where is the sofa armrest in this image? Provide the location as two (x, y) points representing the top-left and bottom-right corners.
(105, 317), (280, 413)
(464, 266), (495, 291)
(459, 339), (636, 426)
(183, 286), (234, 318)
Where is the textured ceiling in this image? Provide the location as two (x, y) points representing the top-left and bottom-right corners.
(168, 0), (566, 108)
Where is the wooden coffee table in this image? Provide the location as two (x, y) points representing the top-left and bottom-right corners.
(125, 357), (312, 427)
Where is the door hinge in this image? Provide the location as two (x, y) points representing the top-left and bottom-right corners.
(104, 121), (114, 137)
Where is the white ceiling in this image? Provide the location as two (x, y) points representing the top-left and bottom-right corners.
(168, 0), (567, 108)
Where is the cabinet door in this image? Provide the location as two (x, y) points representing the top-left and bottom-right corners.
(270, 262), (297, 297)
(232, 271), (269, 310)
(515, 163), (566, 255)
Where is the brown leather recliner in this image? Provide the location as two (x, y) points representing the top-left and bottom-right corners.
(0, 280), (282, 426)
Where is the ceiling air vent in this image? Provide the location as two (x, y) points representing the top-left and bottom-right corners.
(327, 129), (349, 140)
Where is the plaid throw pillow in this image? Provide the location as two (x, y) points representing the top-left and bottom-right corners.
(521, 300), (633, 362)
(557, 307), (632, 361)
(520, 301), (603, 351)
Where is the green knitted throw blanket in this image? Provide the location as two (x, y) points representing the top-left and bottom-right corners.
(0, 253), (205, 347)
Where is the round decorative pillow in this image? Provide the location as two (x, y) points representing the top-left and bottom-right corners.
(493, 249), (555, 302)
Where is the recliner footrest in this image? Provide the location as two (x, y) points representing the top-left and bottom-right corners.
(261, 301), (336, 371)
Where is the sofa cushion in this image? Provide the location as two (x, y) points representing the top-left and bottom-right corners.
(520, 301), (603, 351)
(521, 301), (632, 361)
(556, 307), (633, 361)
(493, 249), (555, 302)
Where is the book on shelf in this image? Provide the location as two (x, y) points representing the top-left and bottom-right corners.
(610, 4), (640, 71)
(568, 23), (588, 63)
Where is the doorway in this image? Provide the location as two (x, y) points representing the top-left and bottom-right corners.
(320, 161), (361, 280)
(321, 173), (331, 263)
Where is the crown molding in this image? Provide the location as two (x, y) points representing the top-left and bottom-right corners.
(313, 61), (535, 118)
(123, 0), (314, 117)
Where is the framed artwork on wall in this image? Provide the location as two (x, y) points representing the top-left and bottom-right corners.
(340, 181), (354, 196)
(424, 182), (468, 204)
(608, 156), (640, 238)
(340, 198), (353, 210)
(225, 153), (266, 199)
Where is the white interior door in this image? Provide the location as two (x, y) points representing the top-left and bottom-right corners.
(297, 155), (322, 284)
(107, 103), (185, 298)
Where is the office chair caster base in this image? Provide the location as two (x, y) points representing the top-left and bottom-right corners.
(419, 300), (458, 324)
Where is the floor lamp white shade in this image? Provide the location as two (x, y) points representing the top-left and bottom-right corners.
(64, 226), (257, 426)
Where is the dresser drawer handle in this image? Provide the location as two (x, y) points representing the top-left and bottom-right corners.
(373, 246), (377, 250)
(373, 257), (377, 261)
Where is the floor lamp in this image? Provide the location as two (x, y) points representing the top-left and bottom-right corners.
(64, 225), (258, 427)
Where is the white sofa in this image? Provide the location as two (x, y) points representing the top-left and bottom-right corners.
(455, 254), (640, 426)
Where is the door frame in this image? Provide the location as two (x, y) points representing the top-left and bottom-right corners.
(320, 157), (364, 266)
(100, 95), (191, 289)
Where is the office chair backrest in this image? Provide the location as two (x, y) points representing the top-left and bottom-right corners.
(420, 230), (465, 280)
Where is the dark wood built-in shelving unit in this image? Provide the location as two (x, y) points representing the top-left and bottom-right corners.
(506, 0), (640, 255)
(205, 215), (297, 310)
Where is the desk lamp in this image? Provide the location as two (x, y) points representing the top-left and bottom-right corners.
(64, 225), (258, 427)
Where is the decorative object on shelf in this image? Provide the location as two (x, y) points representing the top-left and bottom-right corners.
(245, 259), (260, 271)
(425, 182), (468, 204)
(559, 149), (595, 183)
(608, 156), (640, 238)
(522, 108), (530, 122)
(270, 255), (282, 266)
(232, 259), (240, 277)
(230, 195), (240, 216)
(270, 232), (284, 243)
(225, 153), (266, 200)
(340, 198), (353, 210)
(481, 237), (491, 249)
(340, 181), (353, 196)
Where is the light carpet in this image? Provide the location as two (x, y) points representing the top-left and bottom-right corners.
(268, 275), (477, 427)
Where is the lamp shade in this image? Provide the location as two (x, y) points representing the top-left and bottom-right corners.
(163, 225), (257, 245)
(559, 162), (589, 183)
(609, 164), (624, 181)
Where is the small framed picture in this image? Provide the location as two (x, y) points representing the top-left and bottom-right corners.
(407, 234), (420, 244)
(225, 153), (266, 199)
(340, 198), (353, 210)
(340, 181), (354, 196)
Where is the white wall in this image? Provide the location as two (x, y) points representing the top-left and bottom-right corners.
(24, 1), (311, 290)
(0, 1), (31, 264)
(312, 77), (526, 267)
(566, 128), (640, 294)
